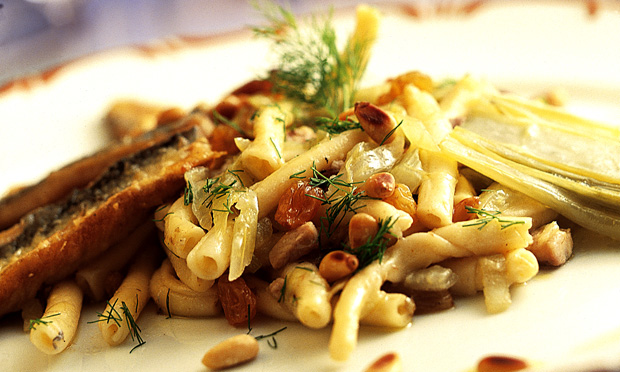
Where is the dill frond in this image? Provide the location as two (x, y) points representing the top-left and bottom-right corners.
(463, 206), (526, 230)
(28, 313), (61, 331)
(251, 0), (376, 118)
(307, 164), (368, 239)
(351, 216), (398, 269)
(316, 117), (362, 135)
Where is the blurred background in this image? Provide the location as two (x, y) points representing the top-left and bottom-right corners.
(0, 0), (403, 85)
(1, 0), (614, 86)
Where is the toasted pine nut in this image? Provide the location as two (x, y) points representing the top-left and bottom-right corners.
(476, 355), (528, 372)
(364, 172), (396, 199)
(348, 213), (379, 250)
(202, 334), (259, 370)
(319, 250), (359, 282)
(364, 352), (403, 372)
(354, 102), (398, 144)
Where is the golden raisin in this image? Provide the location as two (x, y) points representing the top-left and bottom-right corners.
(217, 276), (257, 327)
(477, 355), (528, 372)
(383, 183), (417, 217)
(453, 196), (481, 223)
(275, 180), (324, 230)
(209, 124), (241, 154)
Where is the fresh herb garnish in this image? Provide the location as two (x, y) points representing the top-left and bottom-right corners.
(289, 170), (306, 179)
(202, 175), (244, 214)
(89, 298), (122, 327)
(379, 119), (403, 145)
(246, 304), (287, 350)
(254, 326), (287, 349)
(28, 312), (61, 330)
(183, 182), (194, 205)
(152, 212), (173, 222)
(278, 276), (287, 303)
(350, 216), (398, 269)
(270, 137), (283, 159)
(316, 117), (362, 134)
(306, 164), (368, 239)
(226, 169), (246, 188)
(463, 206), (526, 230)
(212, 109), (248, 137)
(254, 326), (288, 341)
(251, 0), (374, 117)
(119, 300), (146, 353)
(89, 298), (145, 353)
(246, 304), (252, 334)
(294, 265), (314, 272)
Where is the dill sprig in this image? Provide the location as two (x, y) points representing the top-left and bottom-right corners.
(463, 206), (526, 230)
(289, 170), (305, 179)
(88, 298), (145, 353)
(245, 301), (287, 350)
(306, 164), (368, 239)
(254, 327), (286, 349)
(119, 301), (146, 353)
(152, 212), (173, 223)
(316, 117), (362, 134)
(88, 298), (123, 327)
(183, 182), (194, 205)
(202, 175), (243, 214)
(278, 275), (287, 303)
(380, 119), (403, 145)
(251, 0), (372, 117)
(350, 216), (398, 269)
(212, 110), (248, 137)
(28, 312), (61, 331)
(270, 137), (283, 159)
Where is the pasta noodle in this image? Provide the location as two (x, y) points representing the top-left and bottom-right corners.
(279, 262), (332, 329)
(163, 239), (214, 293)
(164, 196), (206, 259)
(29, 280), (83, 354)
(150, 259), (221, 318)
(239, 105), (290, 180)
(97, 246), (159, 346)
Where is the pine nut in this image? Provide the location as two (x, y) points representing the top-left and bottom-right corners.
(354, 102), (398, 144)
(202, 334), (259, 370)
(364, 172), (396, 199)
(319, 250), (359, 282)
(476, 355), (528, 372)
(348, 213), (379, 250)
(364, 352), (403, 372)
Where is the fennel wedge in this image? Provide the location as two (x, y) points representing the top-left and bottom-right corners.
(440, 93), (620, 240)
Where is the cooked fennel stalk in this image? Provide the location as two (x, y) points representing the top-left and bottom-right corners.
(440, 91), (620, 240)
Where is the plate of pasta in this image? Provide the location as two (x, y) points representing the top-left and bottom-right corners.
(1, 1), (620, 372)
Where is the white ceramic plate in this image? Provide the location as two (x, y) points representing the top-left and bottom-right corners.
(2, 2), (620, 371)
